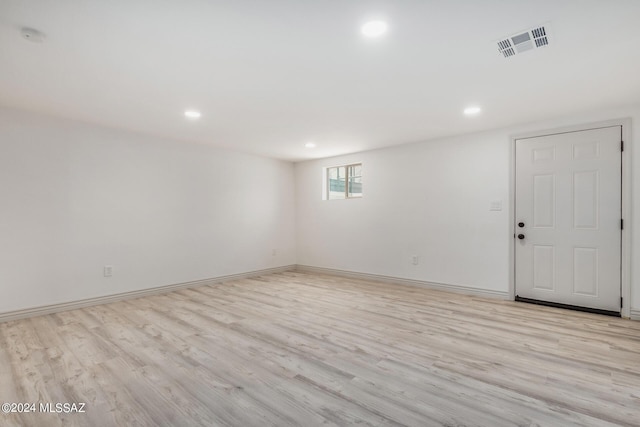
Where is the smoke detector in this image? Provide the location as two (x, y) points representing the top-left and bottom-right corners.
(497, 24), (550, 58)
(21, 27), (46, 43)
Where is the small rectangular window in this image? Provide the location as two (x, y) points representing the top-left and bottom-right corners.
(326, 163), (362, 200)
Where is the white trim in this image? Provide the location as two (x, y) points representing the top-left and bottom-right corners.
(3, 263), (631, 323)
(0, 265), (296, 323)
(508, 129), (516, 301)
(621, 120), (632, 320)
(509, 118), (632, 318)
(295, 265), (511, 300)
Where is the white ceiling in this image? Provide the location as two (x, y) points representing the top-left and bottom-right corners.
(1, 0), (640, 161)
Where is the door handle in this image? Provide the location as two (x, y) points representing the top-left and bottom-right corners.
(518, 222), (525, 228)
(518, 234), (525, 240)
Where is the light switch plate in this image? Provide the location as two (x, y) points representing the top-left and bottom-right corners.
(104, 265), (113, 277)
(490, 200), (503, 211)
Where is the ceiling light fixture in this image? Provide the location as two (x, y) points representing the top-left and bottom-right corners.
(305, 142), (316, 148)
(463, 106), (482, 116)
(184, 110), (201, 119)
(361, 20), (388, 38)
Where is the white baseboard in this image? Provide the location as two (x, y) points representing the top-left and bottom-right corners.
(7, 264), (631, 323)
(0, 265), (296, 323)
(295, 265), (511, 300)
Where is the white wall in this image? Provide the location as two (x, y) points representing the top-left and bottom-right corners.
(2, 105), (639, 316)
(0, 108), (296, 314)
(295, 106), (640, 312)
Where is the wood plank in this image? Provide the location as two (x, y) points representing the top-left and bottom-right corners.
(0, 271), (638, 426)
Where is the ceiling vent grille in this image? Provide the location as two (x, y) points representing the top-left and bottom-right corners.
(497, 24), (550, 58)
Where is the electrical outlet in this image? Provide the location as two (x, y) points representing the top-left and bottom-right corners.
(272, 249), (277, 256)
(411, 255), (419, 265)
(104, 265), (113, 277)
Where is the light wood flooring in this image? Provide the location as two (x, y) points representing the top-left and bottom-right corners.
(1, 271), (639, 426)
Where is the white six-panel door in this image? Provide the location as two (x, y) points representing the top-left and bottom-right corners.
(515, 126), (622, 312)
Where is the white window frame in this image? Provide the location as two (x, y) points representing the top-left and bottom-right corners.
(325, 163), (362, 200)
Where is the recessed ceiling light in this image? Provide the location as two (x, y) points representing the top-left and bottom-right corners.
(184, 110), (201, 119)
(463, 106), (482, 116)
(305, 142), (316, 148)
(361, 21), (388, 38)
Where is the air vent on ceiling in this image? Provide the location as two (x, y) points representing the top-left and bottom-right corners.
(497, 25), (550, 58)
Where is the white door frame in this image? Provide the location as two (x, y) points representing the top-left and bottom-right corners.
(509, 118), (632, 318)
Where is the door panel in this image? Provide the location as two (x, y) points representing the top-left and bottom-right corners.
(573, 247), (598, 296)
(533, 245), (554, 290)
(573, 170), (598, 229)
(515, 126), (621, 312)
(533, 174), (555, 227)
